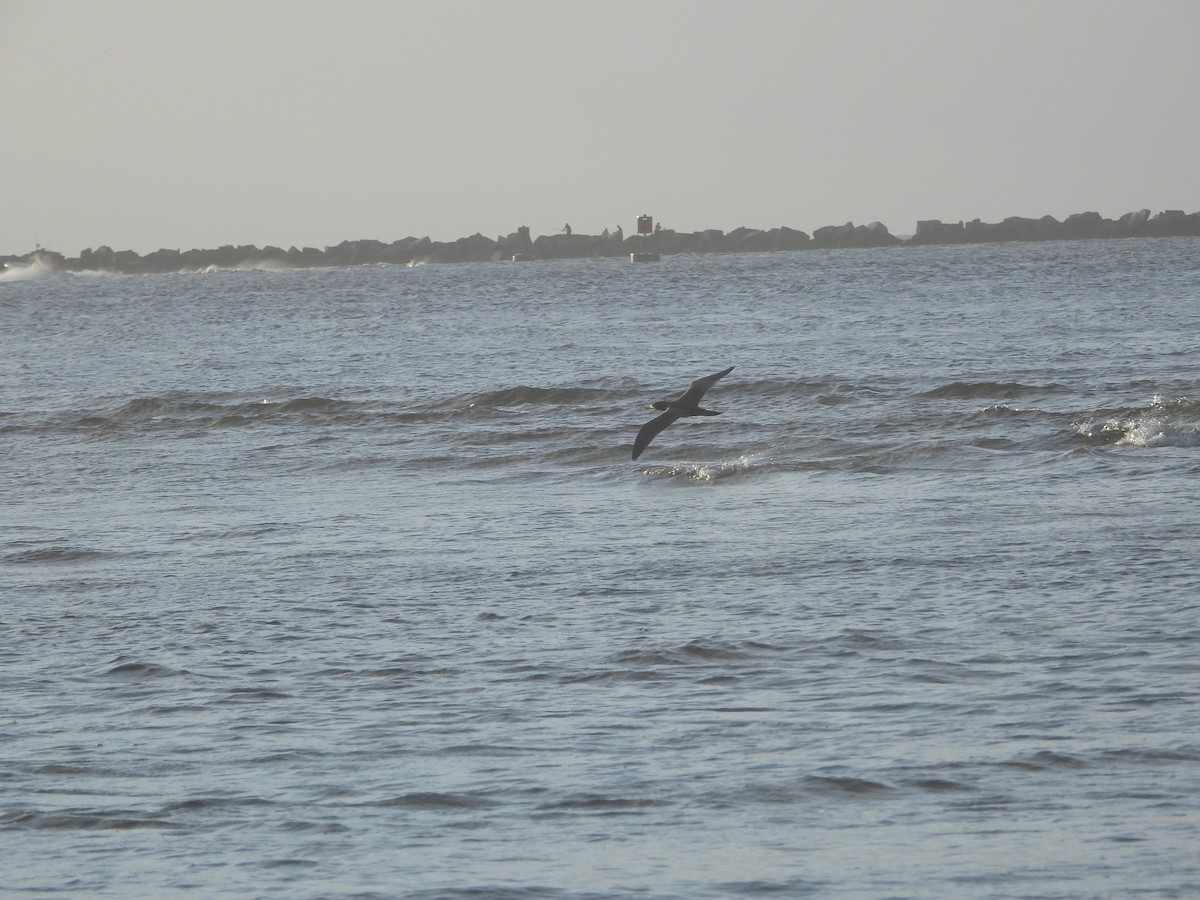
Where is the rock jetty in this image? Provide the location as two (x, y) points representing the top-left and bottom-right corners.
(4, 209), (1198, 275)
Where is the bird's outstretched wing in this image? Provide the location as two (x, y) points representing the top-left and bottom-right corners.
(633, 410), (680, 460)
(676, 365), (734, 406)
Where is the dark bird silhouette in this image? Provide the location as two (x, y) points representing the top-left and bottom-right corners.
(632, 366), (734, 460)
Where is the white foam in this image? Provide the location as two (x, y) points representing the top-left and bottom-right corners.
(0, 258), (54, 282)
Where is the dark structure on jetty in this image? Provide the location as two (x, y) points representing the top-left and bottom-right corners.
(5, 208), (1199, 275)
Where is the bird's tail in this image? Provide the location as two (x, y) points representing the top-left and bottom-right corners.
(693, 407), (721, 416)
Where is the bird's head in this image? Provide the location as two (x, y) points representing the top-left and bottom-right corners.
(650, 400), (671, 411)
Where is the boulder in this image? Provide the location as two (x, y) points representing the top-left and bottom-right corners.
(373, 237), (418, 264)
(855, 222), (900, 246)
(911, 220), (964, 244)
(142, 248), (182, 273)
(289, 246), (327, 267)
(1117, 209), (1151, 233)
(1146, 209), (1200, 236)
(113, 249), (141, 270)
(454, 232), (498, 262)
(324, 239), (389, 266)
(721, 227), (772, 252)
(773, 226), (811, 250)
(532, 232), (602, 259)
(405, 236), (434, 261)
(80, 245), (117, 270)
(811, 222), (856, 248)
(1000, 217), (1042, 241)
(1034, 215), (1063, 239)
(1062, 211), (1106, 239)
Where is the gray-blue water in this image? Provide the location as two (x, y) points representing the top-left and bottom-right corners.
(3, 239), (1199, 898)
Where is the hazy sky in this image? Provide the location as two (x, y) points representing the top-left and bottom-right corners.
(3, 0), (1198, 255)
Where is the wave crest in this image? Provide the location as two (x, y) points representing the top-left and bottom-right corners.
(637, 454), (759, 484)
(922, 381), (1067, 400)
(1075, 394), (1200, 447)
(460, 385), (610, 409)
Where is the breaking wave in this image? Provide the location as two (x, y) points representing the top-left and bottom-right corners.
(0, 257), (56, 282)
(6, 382), (1196, 489)
(1074, 395), (1200, 447)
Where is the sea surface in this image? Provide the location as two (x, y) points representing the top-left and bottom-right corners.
(2, 238), (1198, 899)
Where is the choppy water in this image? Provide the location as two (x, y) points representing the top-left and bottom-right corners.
(3, 239), (1199, 898)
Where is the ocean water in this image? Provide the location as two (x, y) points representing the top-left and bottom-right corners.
(2, 238), (1198, 899)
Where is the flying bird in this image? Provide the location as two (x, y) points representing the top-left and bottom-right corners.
(632, 366), (734, 460)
